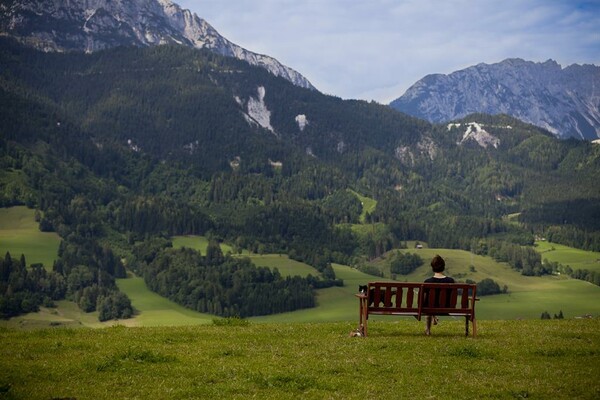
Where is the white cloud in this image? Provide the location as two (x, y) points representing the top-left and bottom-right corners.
(177, 0), (600, 102)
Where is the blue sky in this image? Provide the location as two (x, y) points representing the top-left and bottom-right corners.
(176, 0), (600, 103)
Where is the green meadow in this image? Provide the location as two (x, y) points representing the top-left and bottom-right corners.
(116, 275), (214, 326)
(0, 206), (60, 268)
(249, 263), (390, 323)
(1, 319), (598, 399)
(349, 189), (377, 223)
(172, 235), (235, 254)
(348, 222), (388, 236)
(244, 254), (318, 277)
(1, 208), (599, 328)
(535, 240), (600, 272)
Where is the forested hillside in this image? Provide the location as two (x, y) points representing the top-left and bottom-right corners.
(1, 38), (598, 320)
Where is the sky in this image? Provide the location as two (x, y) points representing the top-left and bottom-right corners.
(176, 0), (600, 103)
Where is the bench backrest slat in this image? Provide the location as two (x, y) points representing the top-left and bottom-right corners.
(395, 287), (403, 308)
(366, 282), (477, 315)
(367, 282), (423, 311)
(406, 287), (414, 308)
(373, 287), (382, 306)
(461, 288), (468, 308)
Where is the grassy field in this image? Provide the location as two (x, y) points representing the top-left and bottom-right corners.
(116, 276), (214, 326)
(244, 254), (318, 277)
(249, 263), (391, 323)
(535, 240), (600, 271)
(173, 235), (229, 254)
(0, 301), (105, 330)
(0, 319), (598, 399)
(0, 206), (61, 268)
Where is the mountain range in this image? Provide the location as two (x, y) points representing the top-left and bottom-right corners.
(1, 0), (600, 322)
(390, 59), (600, 141)
(0, 0), (314, 90)
(3, 0), (599, 142)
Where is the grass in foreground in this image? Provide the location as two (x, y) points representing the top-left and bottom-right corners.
(0, 319), (598, 399)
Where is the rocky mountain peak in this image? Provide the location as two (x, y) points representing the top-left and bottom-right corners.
(0, 0), (315, 90)
(390, 58), (600, 140)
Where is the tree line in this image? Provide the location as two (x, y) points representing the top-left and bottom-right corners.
(139, 244), (317, 317)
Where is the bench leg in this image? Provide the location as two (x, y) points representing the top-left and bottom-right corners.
(358, 298), (368, 337)
(465, 316), (477, 337)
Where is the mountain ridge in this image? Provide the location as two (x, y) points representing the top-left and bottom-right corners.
(389, 58), (600, 140)
(0, 0), (315, 90)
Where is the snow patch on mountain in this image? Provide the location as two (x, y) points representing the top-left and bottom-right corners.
(268, 159), (282, 168)
(295, 114), (308, 131)
(247, 86), (274, 134)
(454, 123), (500, 149)
(127, 139), (141, 152)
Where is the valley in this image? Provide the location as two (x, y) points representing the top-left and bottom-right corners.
(2, 207), (599, 328)
(0, 34), (598, 328)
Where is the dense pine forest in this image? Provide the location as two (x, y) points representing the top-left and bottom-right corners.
(1, 37), (599, 320)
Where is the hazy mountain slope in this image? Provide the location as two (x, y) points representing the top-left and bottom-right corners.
(390, 59), (600, 140)
(1, 38), (598, 242)
(0, 0), (314, 89)
(0, 37), (429, 165)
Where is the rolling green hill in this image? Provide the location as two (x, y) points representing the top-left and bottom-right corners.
(535, 240), (600, 272)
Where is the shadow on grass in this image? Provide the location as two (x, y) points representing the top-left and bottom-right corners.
(357, 321), (482, 339)
(364, 331), (479, 339)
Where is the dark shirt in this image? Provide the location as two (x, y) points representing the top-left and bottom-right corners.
(424, 276), (455, 284)
(423, 276), (455, 307)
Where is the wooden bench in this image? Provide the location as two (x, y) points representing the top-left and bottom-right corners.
(355, 282), (478, 337)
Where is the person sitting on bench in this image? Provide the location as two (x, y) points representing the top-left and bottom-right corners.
(424, 255), (454, 336)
